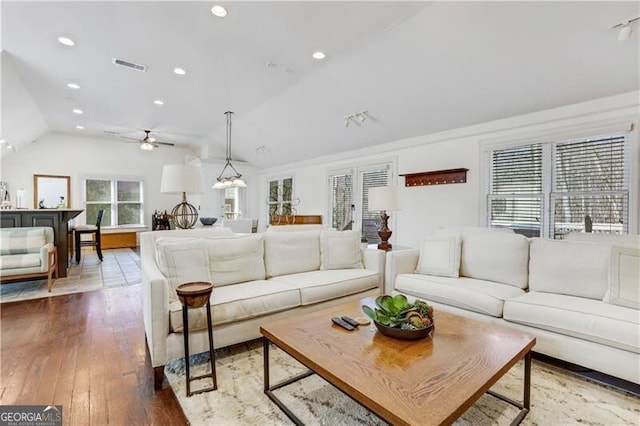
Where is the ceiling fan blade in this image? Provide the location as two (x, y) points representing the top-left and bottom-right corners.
(154, 141), (175, 147)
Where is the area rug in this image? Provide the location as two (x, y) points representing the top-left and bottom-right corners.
(165, 340), (640, 425)
(0, 248), (140, 303)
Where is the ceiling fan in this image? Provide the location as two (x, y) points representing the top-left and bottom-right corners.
(111, 129), (176, 151)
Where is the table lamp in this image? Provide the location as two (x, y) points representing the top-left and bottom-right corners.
(367, 186), (399, 251)
(160, 164), (204, 229)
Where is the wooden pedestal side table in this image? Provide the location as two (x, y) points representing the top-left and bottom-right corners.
(176, 282), (218, 397)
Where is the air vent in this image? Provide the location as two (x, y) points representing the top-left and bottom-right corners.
(112, 58), (147, 72)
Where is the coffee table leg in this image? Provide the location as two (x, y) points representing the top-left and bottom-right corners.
(486, 350), (531, 426)
(263, 337), (314, 426)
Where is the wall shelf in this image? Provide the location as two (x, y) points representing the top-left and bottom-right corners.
(400, 168), (468, 187)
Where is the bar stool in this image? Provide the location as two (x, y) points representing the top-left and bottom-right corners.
(74, 209), (104, 263)
(176, 281), (217, 396)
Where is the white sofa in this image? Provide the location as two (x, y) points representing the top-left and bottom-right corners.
(0, 226), (57, 291)
(385, 228), (640, 384)
(142, 227), (385, 388)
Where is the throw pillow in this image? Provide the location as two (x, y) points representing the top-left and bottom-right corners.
(604, 245), (640, 309)
(320, 230), (363, 270)
(415, 234), (462, 278)
(155, 238), (211, 304)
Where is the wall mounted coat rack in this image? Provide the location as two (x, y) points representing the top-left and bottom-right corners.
(400, 168), (468, 187)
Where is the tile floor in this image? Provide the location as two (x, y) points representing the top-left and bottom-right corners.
(0, 248), (141, 303)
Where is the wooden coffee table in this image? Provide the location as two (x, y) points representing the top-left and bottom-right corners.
(260, 297), (535, 426)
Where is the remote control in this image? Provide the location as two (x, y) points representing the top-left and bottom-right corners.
(331, 316), (355, 331)
(341, 316), (360, 328)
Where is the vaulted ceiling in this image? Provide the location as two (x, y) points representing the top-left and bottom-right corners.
(2, 1), (638, 167)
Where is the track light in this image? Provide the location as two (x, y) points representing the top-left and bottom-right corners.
(344, 110), (370, 127)
(613, 16), (639, 41)
(618, 23), (632, 41)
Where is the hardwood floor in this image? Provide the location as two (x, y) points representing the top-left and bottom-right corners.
(0, 284), (188, 425)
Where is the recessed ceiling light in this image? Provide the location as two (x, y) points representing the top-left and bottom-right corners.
(75, 125), (85, 130)
(58, 36), (75, 46)
(72, 108), (83, 115)
(211, 5), (227, 17)
(173, 67), (186, 75)
(67, 83), (80, 89)
(0, 140), (5, 144)
(154, 99), (165, 106)
(312, 51), (326, 60)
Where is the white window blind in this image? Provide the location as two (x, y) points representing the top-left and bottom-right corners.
(487, 131), (630, 238)
(330, 173), (354, 231)
(361, 168), (390, 243)
(551, 134), (628, 238)
(328, 162), (393, 243)
(488, 144), (543, 237)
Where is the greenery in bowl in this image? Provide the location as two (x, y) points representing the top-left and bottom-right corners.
(362, 294), (434, 330)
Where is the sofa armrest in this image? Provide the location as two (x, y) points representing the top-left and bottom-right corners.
(39, 243), (56, 272)
(384, 249), (420, 294)
(141, 254), (170, 368)
(361, 247), (385, 291)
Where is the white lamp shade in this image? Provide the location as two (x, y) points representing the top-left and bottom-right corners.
(160, 164), (204, 194)
(368, 186), (399, 211)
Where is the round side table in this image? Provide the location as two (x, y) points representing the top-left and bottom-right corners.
(176, 281), (218, 397)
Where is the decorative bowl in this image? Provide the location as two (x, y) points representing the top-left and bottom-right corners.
(374, 321), (434, 340)
(199, 217), (217, 226)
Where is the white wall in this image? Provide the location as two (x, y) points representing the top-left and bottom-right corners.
(258, 92), (640, 248)
(1, 51), (49, 155)
(0, 133), (260, 227)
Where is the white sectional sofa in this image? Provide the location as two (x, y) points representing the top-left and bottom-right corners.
(385, 228), (640, 384)
(141, 227), (385, 388)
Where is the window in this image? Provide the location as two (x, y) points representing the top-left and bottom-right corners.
(85, 178), (144, 227)
(222, 187), (247, 219)
(488, 144), (543, 237)
(329, 163), (392, 244)
(487, 132), (630, 238)
(551, 135), (628, 237)
(267, 176), (294, 224)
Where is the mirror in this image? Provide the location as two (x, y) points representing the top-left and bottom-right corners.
(33, 174), (70, 209)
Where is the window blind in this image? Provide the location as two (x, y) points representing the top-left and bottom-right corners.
(330, 173), (353, 231)
(551, 134), (628, 238)
(488, 144), (543, 237)
(361, 168), (390, 243)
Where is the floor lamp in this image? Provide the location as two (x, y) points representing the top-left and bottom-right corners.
(160, 164), (204, 229)
(368, 186), (399, 251)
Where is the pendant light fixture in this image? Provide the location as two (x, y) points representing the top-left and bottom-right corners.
(212, 111), (247, 189)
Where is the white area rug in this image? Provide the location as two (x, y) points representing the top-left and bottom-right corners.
(0, 248), (140, 303)
(166, 340), (640, 425)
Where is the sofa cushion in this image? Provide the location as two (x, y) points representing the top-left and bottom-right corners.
(395, 274), (525, 317)
(564, 232), (640, 247)
(169, 280), (301, 332)
(0, 227), (46, 255)
(459, 232), (529, 288)
(206, 235), (265, 287)
(605, 246), (640, 309)
(320, 230), (363, 270)
(269, 269), (378, 306)
(504, 292), (640, 353)
(264, 230), (320, 278)
(415, 234), (461, 278)
(155, 238), (211, 304)
(529, 239), (610, 300)
(0, 253), (41, 269)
